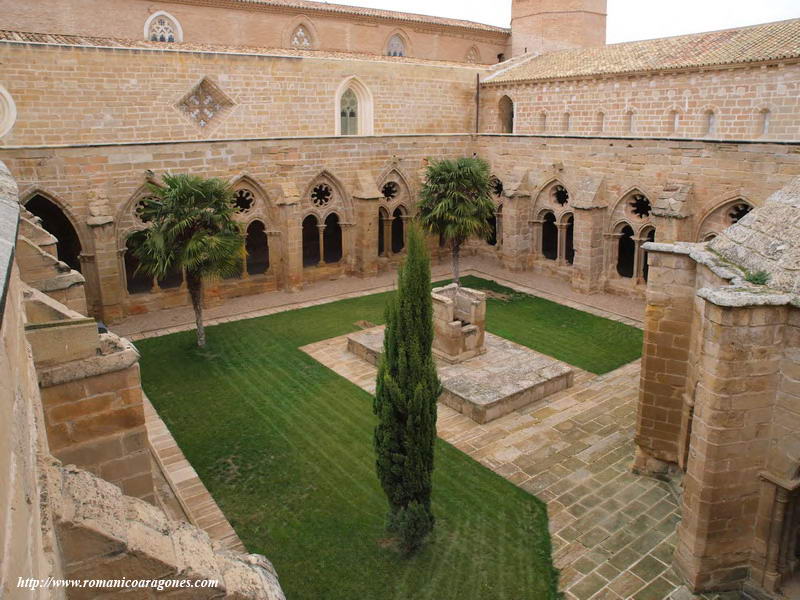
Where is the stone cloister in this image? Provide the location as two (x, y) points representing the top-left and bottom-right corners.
(1, 0), (800, 598)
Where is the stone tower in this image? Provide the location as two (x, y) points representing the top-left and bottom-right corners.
(511, 0), (607, 57)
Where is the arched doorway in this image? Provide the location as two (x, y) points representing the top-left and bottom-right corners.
(302, 215), (320, 267)
(25, 194), (82, 272)
(542, 212), (558, 260)
(617, 225), (635, 278)
(245, 220), (269, 275)
(323, 213), (343, 263)
(564, 215), (575, 265)
(391, 207), (405, 254)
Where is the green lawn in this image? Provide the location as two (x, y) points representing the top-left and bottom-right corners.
(137, 277), (642, 600)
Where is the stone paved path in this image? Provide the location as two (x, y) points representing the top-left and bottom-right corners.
(116, 257), (644, 340)
(303, 334), (689, 600)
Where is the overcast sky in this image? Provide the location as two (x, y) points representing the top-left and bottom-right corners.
(333, 0), (800, 42)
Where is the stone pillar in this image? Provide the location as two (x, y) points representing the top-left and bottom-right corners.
(556, 222), (568, 266)
(500, 192), (531, 271)
(352, 171), (383, 277)
(382, 217), (393, 258)
(634, 246), (698, 475)
(674, 302), (787, 592)
(87, 216), (125, 323)
(571, 206), (606, 292)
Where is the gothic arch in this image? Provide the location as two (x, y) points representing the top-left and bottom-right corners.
(534, 178), (572, 219)
(302, 170), (353, 222)
(384, 29), (412, 57)
(21, 189), (88, 272)
(144, 11), (183, 43)
(696, 196), (754, 242)
(465, 46), (481, 64)
(229, 174), (278, 224)
(334, 76), (374, 136)
(609, 187), (654, 227)
(115, 183), (161, 245)
(284, 15), (319, 50)
(378, 168), (413, 210)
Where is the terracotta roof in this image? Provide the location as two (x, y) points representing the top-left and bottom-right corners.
(168, 0), (508, 34)
(485, 18), (800, 84)
(0, 30), (485, 68)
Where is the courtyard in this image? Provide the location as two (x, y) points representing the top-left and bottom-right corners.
(134, 275), (670, 600)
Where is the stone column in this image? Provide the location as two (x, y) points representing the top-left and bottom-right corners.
(570, 206), (606, 292)
(556, 222), (568, 266)
(352, 171), (383, 277)
(382, 217), (393, 258)
(278, 202), (302, 291)
(317, 224), (326, 267)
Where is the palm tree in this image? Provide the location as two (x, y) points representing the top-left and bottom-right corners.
(417, 157), (496, 285)
(134, 174), (244, 348)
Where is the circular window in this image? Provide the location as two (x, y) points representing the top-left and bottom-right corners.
(629, 194), (651, 219)
(234, 189), (255, 213)
(134, 196), (158, 223)
(311, 184), (332, 207)
(0, 85), (17, 139)
(553, 185), (569, 206)
(382, 181), (399, 201)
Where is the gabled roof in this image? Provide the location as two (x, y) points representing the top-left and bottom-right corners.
(169, 0), (508, 34)
(485, 18), (800, 84)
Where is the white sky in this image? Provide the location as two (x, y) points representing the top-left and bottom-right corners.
(328, 0), (800, 42)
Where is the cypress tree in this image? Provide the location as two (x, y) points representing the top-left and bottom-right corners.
(373, 224), (442, 555)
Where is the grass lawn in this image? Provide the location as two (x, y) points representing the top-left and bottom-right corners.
(137, 277), (642, 600)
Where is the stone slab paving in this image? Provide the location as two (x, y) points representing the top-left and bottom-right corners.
(302, 334), (694, 600)
(115, 257), (644, 341)
(143, 395), (246, 552)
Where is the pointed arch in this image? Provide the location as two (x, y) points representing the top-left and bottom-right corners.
(22, 190), (85, 272)
(144, 11), (183, 43)
(610, 186), (654, 226)
(228, 173), (278, 224)
(303, 170), (353, 222)
(284, 15), (319, 50)
(465, 46), (481, 64)
(533, 178), (572, 216)
(115, 183), (161, 245)
(334, 76), (374, 136)
(385, 29), (411, 57)
(378, 167), (413, 208)
(696, 196), (754, 242)
(0, 85), (16, 139)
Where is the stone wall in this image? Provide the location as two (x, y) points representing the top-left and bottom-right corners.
(0, 40), (482, 146)
(2, 134), (799, 321)
(0, 0), (509, 64)
(0, 162), (65, 598)
(481, 61), (800, 141)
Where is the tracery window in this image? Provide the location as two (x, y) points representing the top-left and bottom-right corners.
(311, 183), (332, 207)
(340, 89), (358, 136)
(234, 189), (254, 213)
(629, 194), (652, 219)
(387, 35), (405, 57)
(553, 185), (569, 206)
(149, 15), (178, 43)
(291, 25), (312, 49)
(382, 181), (399, 200)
